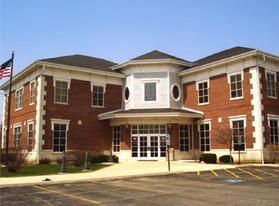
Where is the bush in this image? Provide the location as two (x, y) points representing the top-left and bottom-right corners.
(39, 158), (51, 164)
(199, 153), (217, 164)
(266, 144), (279, 163)
(90, 154), (119, 163)
(67, 150), (86, 166)
(2, 147), (29, 172)
(219, 155), (234, 164)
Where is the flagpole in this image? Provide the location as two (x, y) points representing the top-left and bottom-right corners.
(5, 50), (14, 165)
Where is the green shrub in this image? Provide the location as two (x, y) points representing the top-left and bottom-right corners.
(219, 155), (234, 163)
(90, 154), (119, 163)
(199, 153), (217, 164)
(67, 150), (86, 166)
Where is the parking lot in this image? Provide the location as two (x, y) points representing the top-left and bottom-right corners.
(1, 166), (278, 206)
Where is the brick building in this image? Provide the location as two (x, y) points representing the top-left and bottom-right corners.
(1, 47), (279, 163)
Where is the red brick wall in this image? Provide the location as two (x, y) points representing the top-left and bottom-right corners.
(42, 76), (122, 151)
(4, 80), (37, 149)
(260, 68), (279, 145)
(183, 69), (255, 149)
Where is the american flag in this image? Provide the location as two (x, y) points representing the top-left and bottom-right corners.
(0, 58), (12, 79)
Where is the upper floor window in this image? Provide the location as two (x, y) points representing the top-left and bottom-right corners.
(92, 85), (104, 107)
(171, 84), (181, 102)
(266, 72), (277, 98)
(15, 87), (23, 110)
(30, 81), (35, 105)
(55, 80), (68, 104)
(144, 82), (157, 102)
(199, 122), (210, 152)
(14, 125), (22, 148)
(229, 73), (243, 99)
(197, 81), (209, 104)
(180, 125), (189, 152)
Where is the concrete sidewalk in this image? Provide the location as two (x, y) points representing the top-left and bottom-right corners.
(0, 161), (277, 187)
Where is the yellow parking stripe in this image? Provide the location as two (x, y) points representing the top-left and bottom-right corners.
(197, 171), (200, 176)
(33, 185), (101, 204)
(211, 170), (219, 177)
(274, 169), (279, 172)
(238, 168), (262, 179)
(255, 169), (278, 177)
(90, 181), (171, 194)
(224, 169), (240, 178)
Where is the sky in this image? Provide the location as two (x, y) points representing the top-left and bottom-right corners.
(0, 0), (279, 118)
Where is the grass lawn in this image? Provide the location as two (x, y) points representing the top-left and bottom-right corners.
(0, 164), (110, 178)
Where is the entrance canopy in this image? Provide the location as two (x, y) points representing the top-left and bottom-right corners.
(98, 108), (204, 125)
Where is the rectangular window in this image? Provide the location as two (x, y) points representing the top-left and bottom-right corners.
(55, 81), (68, 103)
(30, 81), (35, 104)
(53, 124), (67, 152)
(113, 126), (121, 152)
(266, 72), (276, 98)
(15, 87), (23, 110)
(229, 73), (243, 99)
(144, 82), (157, 101)
(270, 119), (279, 144)
(28, 122), (34, 151)
(180, 125), (189, 151)
(92, 85), (104, 107)
(199, 123), (210, 151)
(14, 125), (21, 148)
(232, 120), (245, 151)
(198, 81), (209, 104)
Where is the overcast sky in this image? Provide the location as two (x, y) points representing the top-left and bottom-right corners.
(1, 0), (279, 118)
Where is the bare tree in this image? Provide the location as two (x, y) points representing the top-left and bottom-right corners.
(214, 126), (234, 163)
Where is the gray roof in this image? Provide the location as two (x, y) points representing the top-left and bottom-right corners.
(132, 50), (192, 63)
(193, 46), (255, 67)
(40, 54), (119, 73)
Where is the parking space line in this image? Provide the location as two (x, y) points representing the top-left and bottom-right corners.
(255, 169), (278, 177)
(197, 171), (200, 176)
(33, 185), (101, 204)
(238, 168), (262, 179)
(90, 180), (171, 194)
(224, 169), (240, 178)
(274, 169), (279, 172)
(210, 170), (219, 177)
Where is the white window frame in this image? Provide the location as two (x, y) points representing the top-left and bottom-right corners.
(198, 120), (211, 152)
(13, 124), (22, 148)
(171, 83), (182, 102)
(29, 80), (36, 105)
(266, 71), (277, 99)
(15, 87), (24, 110)
(91, 84), (105, 107)
(196, 80), (209, 105)
(228, 72), (244, 100)
(51, 119), (70, 152)
(112, 126), (121, 152)
(229, 115), (246, 151)
(27, 121), (34, 151)
(54, 79), (70, 104)
(267, 115), (279, 145)
(142, 80), (159, 103)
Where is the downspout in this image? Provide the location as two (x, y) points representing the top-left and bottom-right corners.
(35, 65), (45, 163)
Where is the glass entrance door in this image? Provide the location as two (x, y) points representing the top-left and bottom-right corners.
(132, 135), (165, 160)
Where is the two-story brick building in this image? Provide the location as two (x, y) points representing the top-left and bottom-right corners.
(1, 46), (279, 163)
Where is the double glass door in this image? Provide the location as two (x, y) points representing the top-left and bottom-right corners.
(132, 135), (166, 160)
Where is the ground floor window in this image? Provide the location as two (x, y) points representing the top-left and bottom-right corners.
(113, 126), (121, 152)
(27, 122), (34, 151)
(232, 120), (246, 151)
(14, 125), (22, 148)
(53, 123), (67, 152)
(199, 123), (210, 151)
(269, 119), (279, 144)
(180, 125), (189, 151)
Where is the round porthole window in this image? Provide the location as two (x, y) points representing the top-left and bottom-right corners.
(171, 84), (181, 102)
(124, 86), (130, 102)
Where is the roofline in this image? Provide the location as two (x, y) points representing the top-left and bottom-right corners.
(178, 49), (279, 76)
(98, 110), (204, 120)
(0, 61), (125, 90)
(111, 59), (193, 70)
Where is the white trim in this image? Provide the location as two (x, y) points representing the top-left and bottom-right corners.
(227, 71), (244, 100)
(142, 81), (159, 103)
(29, 80), (36, 105)
(15, 86), (24, 111)
(170, 83), (182, 102)
(228, 115), (247, 128)
(123, 86), (131, 103)
(265, 70), (277, 99)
